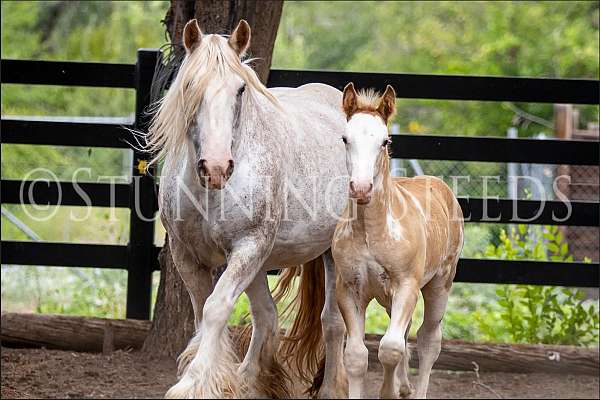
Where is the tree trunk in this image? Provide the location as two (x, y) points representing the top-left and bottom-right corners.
(163, 0), (283, 83)
(1, 313), (150, 353)
(143, 0), (283, 359)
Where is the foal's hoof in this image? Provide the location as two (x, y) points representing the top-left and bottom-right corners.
(399, 382), (415, 398)
(315, 386), (348, 399)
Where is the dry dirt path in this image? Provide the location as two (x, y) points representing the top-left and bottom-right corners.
(1, 347), (598, 399)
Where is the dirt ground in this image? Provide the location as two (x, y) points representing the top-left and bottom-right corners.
(1, 347), (598, 399)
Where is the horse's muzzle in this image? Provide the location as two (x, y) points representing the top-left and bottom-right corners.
(198, 158), (234, 190)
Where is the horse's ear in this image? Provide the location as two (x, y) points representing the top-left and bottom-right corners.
(377, 85), (396, 123)
(229, 19), (251, 56)
(342, 82), (358, 119)
(183, 19), (202, 54)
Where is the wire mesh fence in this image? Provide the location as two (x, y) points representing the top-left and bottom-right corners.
(391, 130), (599, 262)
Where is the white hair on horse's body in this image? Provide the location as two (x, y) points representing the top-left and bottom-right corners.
(153, 19), (349, 398)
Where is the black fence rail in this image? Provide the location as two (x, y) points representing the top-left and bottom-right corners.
(1, 49), (599, 320)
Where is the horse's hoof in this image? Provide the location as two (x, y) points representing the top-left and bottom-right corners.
(399, 382), (415, 398)
(165, 375), (197, 399)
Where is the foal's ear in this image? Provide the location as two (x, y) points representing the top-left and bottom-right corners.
(377, 85), (396, 123)
(342, 82), (358, 119)
(183, 19), (202, 54)
(229, 19), (251, 56)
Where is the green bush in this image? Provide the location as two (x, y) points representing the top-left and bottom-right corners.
(484, 225), (599, 346)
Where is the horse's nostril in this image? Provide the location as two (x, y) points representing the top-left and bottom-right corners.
(226, 159), (235, 176)
(198, 159), (208, 176)
(350, 181), (356, 192)
(368, 183), (373, 193)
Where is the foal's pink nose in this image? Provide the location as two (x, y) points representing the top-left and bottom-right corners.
(349, 180), (373, 204)
(198, 159), (234, 189)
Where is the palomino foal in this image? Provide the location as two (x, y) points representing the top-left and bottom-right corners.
(333, 83), (464, 399)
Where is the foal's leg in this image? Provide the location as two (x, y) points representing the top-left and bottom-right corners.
(397, 320), (414, 398)
(337, 280), (368, 399)
(379, 282), (419, 399)
(166, 238), (269, 399)
(240, 271), (291, 398)
(414, 278), (451, 399)
(385, 302), (413, 398)
(317, 250), (348, 398)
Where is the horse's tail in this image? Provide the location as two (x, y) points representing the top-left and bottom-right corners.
(275, 257), (326, 385)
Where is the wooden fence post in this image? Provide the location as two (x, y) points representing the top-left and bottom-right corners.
(554, 104), (573, 251)
(126, 49), (160, 320)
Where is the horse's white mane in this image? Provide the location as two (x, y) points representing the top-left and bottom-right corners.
(146, 34), (277, 165)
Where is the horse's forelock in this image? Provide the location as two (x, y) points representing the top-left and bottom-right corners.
(145, 34), (279, 165)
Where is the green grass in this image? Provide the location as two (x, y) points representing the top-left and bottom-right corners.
(0, 263), (504, 343)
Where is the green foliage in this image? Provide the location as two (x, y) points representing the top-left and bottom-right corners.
(1, 1), (167, 198)
(1, 1), (167, 118)
(496, 285), (599, 346)
(486, 225), (599, 346)
(1, 266), (127, 318)
(1, 1), (168, 62)
(274, 1), (599, 138)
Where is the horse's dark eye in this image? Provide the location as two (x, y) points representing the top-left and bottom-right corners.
(342, 136), (348, 144)
(383, 138), (392, 147)
(237, 85), (246, 96)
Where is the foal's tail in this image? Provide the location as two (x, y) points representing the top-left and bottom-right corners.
(276, 257), (326, 385)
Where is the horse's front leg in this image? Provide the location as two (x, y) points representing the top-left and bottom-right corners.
(316, 250), (348, 398)
(239, 271), (293, 398)
(168, 238), (214, 377)
(165, 237), (270, 399)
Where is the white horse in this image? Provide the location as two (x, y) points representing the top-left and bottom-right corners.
(332, 84), (464, 399)
(148, 19), (348, 398)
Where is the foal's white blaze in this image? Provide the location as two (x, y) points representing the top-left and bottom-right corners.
(344, 113), (389, 190)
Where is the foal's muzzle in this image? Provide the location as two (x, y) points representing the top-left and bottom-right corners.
(349, 180), (373, 204)
(198, 158), (234, 189)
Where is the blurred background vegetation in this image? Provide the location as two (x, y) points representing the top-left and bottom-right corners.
(1, 1), (598, 346)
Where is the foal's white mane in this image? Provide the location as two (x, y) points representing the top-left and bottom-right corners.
(146, 34), (277, 165)
(355, 88), (383, 110)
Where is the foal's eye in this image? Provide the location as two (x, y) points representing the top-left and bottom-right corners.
(237, 85), (246, 97)
(342, 136), (348, 144)
(382, 138), (392, 147)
